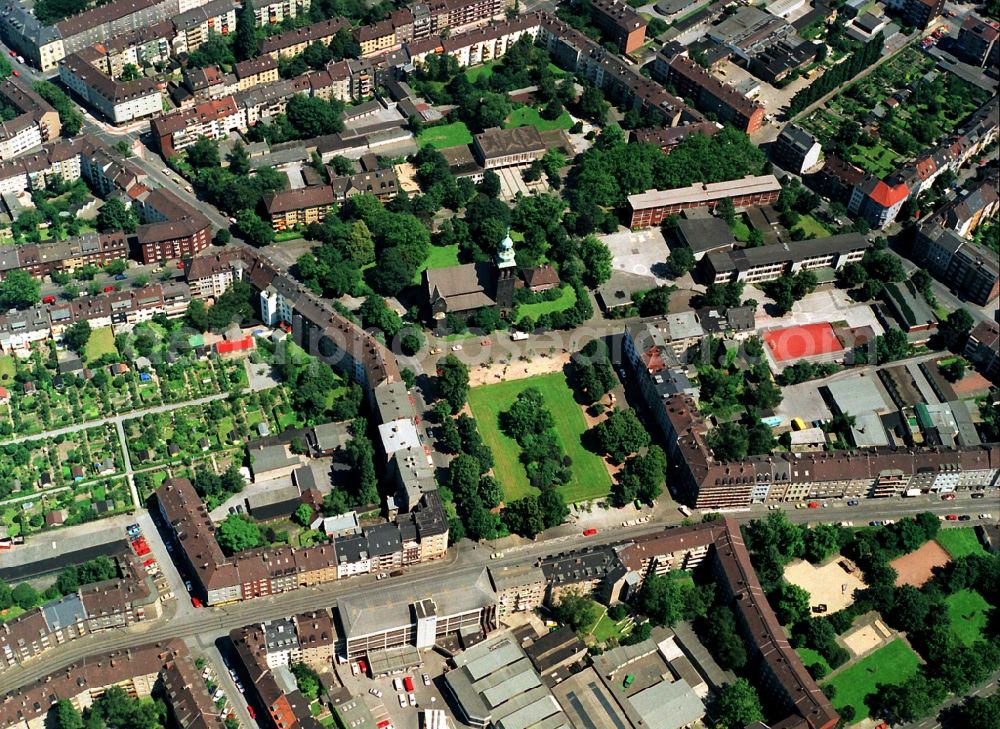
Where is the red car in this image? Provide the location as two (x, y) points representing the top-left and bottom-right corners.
(582, 528), (598, 536)
(941, 493), (956, 501)
(6, 51), (13, 57)
(807, 501), (819, 509)
(358, 659), (367, 674)
(176, 260), (185, 269)
(946, 514), (959, 521)
(103, 285), (115, 292)
(42, 294), (57, 304)
(403, 675), (414, 692)
(10, 70), (18, 77)
(191, 597), (202, 607)
(246, 706), (256, 719)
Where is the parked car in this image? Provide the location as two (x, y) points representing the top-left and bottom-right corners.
(422, 673), (431, 686)
(398, 695), (407, 708)
(582, 528), (598, 536)
(959, 515), (972, 521)
(941, 493), (956, 501)
(42, 294), (57, 304)
(408, 694), (416, 707)
(946, 514), (959, 521)
(246, 706), (255, 719)
(979, 513), (993, 520)
(847, 499), (860, 506)
(807, 501), (819, 509)
(971, 492), (985, 499)
(114, 273), (127, 281)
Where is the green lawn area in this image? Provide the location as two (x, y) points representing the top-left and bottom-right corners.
(590, 612), (632, 643)
(798, 647), (831, 674)
(84, 327), (118, 364)
(505, 106), (574, 132)
(413, 244), (461, 284)
(945, 589), (990, 646)
(730, 218), (751, 242)
(935, 528), (985, 559)
(516, 286), (577, 322)
(0, 355), (14, 384)
(465, 61), (496, 83)
(824, 639), (921, 724)
(417, 121), (473, 149)
(850, 142), (899, 178)
(467, 371), (612, 503)
(794, 214), (831, 239)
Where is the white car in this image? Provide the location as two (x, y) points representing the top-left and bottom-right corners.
(768, 504), (780, 510)
(398, 695), (407, 708)
(162, 168), (170, 175)
(408, 693), (416, 707)
(422, 674), (430, 686)
(369, 688), (380, 697)
(980, 513), (993, 520)
(452, 344), (462, 351)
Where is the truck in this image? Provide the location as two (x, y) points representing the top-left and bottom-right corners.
(904, 488), (922, 497)
(510, 331), (529, 341)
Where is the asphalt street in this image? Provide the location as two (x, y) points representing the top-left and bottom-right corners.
(0, 488), (994, 695)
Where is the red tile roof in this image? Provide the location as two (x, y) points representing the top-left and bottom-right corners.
(869, 180), (909, 208)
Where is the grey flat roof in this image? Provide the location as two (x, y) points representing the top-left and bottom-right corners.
(336, 567), (496, 639)
(824, 374), (891, 417)
(629, 679), (704, 729)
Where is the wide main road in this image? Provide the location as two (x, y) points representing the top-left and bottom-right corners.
(0, 492), (994, 694)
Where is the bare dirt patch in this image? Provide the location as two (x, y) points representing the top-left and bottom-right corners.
(890, 540), (952, 587)
(784, 557), (866, 613)
(842, 618), (894, 658)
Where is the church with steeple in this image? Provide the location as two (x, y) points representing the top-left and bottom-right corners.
(424, 228), (519, 333)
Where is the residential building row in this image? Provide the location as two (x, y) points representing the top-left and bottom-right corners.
(0, 0), (209, 71)
(651, 51), (766, 135)
(913, 223), (1000, 305)
(0, 551), (161, 674)
(260, 167), (401, 230)
(0, 230), (127, 281)
(154, 476), (448, 606)
(0, 281), (190, 354)
(538, 519), (839, 729)
(660, 393), (1000, 509)
(812, 95), (999, 229)
(0, 639), (225, 729)
(0, 77), (61, 162)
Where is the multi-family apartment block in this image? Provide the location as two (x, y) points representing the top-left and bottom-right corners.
(171, 0), (238, 55)
(0, 640), (224, 728)
(589, 0), (646, 53)
(0, 77), (60, 161)
(913, 224), (1000, 305)
(234, 55), (280, 91)
(262, 185), (337, 231)
(151, 96), (245, 157)
(0, 136), (84, 195)
(0, 231), (127, 281)
(59, 50), (163, 125)
(658, 54), (765, 134)
(259, 17), (350, 58)
(0, 0), (195, 71)
(248, 0), (311, 26)
(130, 187), (213, 263)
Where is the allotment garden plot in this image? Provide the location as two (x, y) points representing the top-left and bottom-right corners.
(0, 424), (132, 540)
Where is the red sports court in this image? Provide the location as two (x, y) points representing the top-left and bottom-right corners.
(763, 323), (844, 362)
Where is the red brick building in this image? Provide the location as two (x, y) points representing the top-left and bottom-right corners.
(627, 174), (781, 228)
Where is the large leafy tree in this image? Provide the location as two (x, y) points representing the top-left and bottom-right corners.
(551, 588), (600, 631)
(96, 198), (137, 233)
(589, 409), (650, 463)
(436, 355), (469, 413)
(62, 320), (91, 354)
(713, 679), (765, 729)
(0, 270), (40, 309)
(216, 514), (263, 554)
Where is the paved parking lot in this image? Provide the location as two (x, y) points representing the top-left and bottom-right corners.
(601, 228), (671, 284)
(335, 650), (456, 729)
(755, 289), (884, 334)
